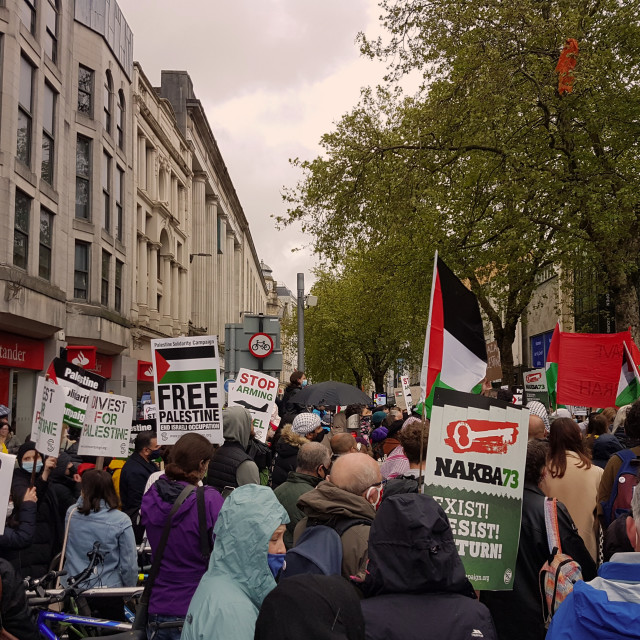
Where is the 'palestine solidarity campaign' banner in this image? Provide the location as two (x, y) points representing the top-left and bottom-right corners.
(423, 388), (528, 591)
(152, 335), (223, 445)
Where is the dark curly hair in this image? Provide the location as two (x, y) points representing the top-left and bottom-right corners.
(625, 400), (640, 440)
(525, 439), (549, 485)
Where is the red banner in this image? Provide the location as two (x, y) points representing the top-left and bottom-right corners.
(556, 331), (631, 408)
(137, 360), (154, 382)
(0, 331), (44, 370)
(88, 353), (113, 379)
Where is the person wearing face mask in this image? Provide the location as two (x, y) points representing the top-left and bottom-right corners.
(141, 433), (223, 640)
(10, 442), (58, 579)
(120, 431), (159, 542)
(281, 370), (307, 422)
(294, 452), (380, 580)
(181, 484), (289, 640)
(271, 413), (325, 489)
(274, 442), (331, 549)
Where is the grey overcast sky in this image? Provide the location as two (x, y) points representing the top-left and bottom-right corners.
(118, 0), (387, 293)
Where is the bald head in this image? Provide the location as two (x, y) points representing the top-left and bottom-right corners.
(331, 433), (358, 456)
(528, 415), (546, 441)
(329, 451), (381, 496)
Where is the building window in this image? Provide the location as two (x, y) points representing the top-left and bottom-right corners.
(101, 250), (110, 306)
(77, 65), (94, 116)
(115, 259), (123, 313)
(117, 90), (125, 150)
(44, 0), (59, 64)
(17, 56), (34, 167)
(39, 208), (53, 280)
(76, 136), (91, 219)
(42, 83), (56, 185)
(13, 190), (31, 270)
(103, 70), (113, 133)
(102, 151), (111, 232)
(19, 0), (36, 34)
(115, 166), (124, 242)
(74, 242), (89, 300)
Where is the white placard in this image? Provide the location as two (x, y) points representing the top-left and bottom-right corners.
(0, 452), (15, 535)
(143, 403), (157, 420)
(228, 368), (279, 442)
(31, 376), (46, 442)
(152, 335), (223, 445)
(77, 391), (133, 458)
(34, 379), (66, 456)
(401, 375), (413, 413)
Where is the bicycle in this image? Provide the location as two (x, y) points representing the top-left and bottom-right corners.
(26, 542), (143, 639)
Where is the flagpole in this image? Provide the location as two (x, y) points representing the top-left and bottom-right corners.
(420, 250), (439, 403)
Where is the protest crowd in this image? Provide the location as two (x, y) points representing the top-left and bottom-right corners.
(3, 377), (640, 640)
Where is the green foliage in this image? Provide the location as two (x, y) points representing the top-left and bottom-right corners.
(280, 0), (640, 376)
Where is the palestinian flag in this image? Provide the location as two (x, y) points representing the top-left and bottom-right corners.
(419, 253), (487, 418)
(153, 345), (218, 384)
(616, 342), (640, 408)
(545, 324), (560, 411)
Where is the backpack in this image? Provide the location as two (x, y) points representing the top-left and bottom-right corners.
(539, 498), (584, 628)
(281, 517), (372, 579)
(600, 449), (640, 528)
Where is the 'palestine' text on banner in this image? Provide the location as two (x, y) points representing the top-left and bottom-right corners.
(152, 335), (223, 445)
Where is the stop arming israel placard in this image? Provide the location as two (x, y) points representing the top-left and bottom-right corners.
(423, 387), (528, 591)
(34, 379), (66, 456)
(77, 391), (133, 458)
(152, 335), (223, 445)
(228, 368), (278, 442)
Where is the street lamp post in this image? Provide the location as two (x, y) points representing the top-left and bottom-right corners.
(297, 273), (305, 371)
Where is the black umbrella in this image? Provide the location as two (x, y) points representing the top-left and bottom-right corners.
(292, 381), (371, 407)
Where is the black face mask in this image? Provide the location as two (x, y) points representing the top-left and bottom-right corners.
(68, 465), (78, 477)
(313, 431), (325, 443)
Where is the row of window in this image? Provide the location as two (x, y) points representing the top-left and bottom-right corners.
(13, 188), (123, 312)
(20, 0), (59, 65)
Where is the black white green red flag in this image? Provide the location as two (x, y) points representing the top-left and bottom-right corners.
(419, 253), (488, 418)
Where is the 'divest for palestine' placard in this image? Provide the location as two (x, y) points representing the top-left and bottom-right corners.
(151, 335), (223, 445)
(423, 388), (528, 591)
(77, 391), (133, 458)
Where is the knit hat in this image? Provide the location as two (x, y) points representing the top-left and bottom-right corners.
(526, 401), (550, 433)
(371, 427), (389, 443)
(292, 412), (322, 435)
(0, 405), (9, 419)
(372, 411), (387, 427)
(17, 441), (36, 466)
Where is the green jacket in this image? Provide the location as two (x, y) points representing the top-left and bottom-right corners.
(181, 484), (289, 640)
(274, 471), (322, 549)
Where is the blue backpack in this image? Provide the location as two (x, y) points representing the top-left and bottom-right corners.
(281, 518), (371, 579)
(600, 449), (640, 528)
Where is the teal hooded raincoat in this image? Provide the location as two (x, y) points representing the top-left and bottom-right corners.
(181, 484), (289, 640)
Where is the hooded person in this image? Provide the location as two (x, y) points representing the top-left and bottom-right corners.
(181, 484), (289, 640)
(255, 574), (365, 640)
(360, 493), (497, 640)
(271, 413), (324, 489)
(206, 406), (260, 494)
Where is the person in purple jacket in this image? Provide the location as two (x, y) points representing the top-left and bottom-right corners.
(141, 433), (224, 640)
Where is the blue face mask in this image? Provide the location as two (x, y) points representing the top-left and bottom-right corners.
(267, 553), (286, 579)
(301, 380), (308, 387)
(22, 460), (43, 474)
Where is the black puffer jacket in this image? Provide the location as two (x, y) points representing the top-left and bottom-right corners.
(0, 558), (39, 640)
(282, 384), (305, 421)
(271, 425), (307, 489)
(361, 494), (497, 640)
(480, 483), (596, 640)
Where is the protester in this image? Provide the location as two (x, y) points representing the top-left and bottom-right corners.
(360, 494), (497, 640)
(601, 406), (618, 430)
(528, 414), (546, 440)
(546, 483), (640, 639)
(274, 442), (330, 549)
(10, 443), (59, 579)
(48, 452), (81, 521)
(141, 433), (223, 639)
(0, 557), (39, 640)
(584, 413), (608, 451)
(281, 370), (307, 420)
(526, 400), (550, 434)
(381, 413), (404, 456)
(330, 433), (359, 459)
(255, 574), (365, 640)
(294, 453), (379, 580)
(180, 484), (288, 640)
(271, 413), (324, 489)
(480, 439), (596, 640)
(120, 431), (158, 540)
(540, 417), (603, 560)
(598, 399), (640, 526)
(206, 406), (260, 494)
(380, 416), (421, 479)
(0, 486), (37, 569)
(382, 419), (429, 500)
(0, 409), (18, 454)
